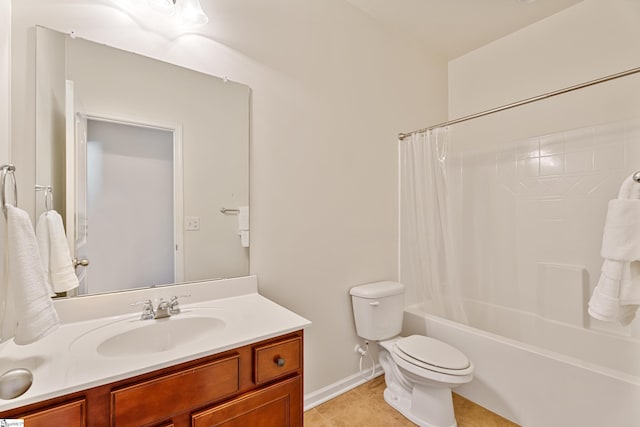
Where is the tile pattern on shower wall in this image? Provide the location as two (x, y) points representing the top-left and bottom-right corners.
(456, 117), (640, 337)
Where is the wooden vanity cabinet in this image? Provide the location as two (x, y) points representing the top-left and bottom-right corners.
(0, 331), (303, 427)
(21, 399), (86, 427)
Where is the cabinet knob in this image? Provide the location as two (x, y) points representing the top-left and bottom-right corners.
(275, 357), (286, 367)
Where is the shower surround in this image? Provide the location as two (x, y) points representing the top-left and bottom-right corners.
(404, 118), (640, 426)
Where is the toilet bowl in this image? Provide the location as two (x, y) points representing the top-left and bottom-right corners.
(379, 336), (473, 427)
(350, 281), (473, 427)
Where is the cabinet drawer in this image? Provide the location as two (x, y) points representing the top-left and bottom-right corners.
(254, 337), (301, 385)
(111, 354), (239, 427)
(22, 399), (86, 427)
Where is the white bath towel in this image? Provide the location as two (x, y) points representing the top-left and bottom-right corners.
(3, 204), (60, 345)
(588, 175), (640, 326)
(36, 210), (79, 294)
(238, 206), (249, 248)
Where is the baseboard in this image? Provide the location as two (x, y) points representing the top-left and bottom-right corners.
(303, 364), (384, 411)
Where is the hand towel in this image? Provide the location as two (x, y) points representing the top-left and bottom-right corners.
(35, 213), (54, 295)
(238, 206), (249, 248)
(588, 175), (640, 326)
(36, 210), (80, 294)
(5, 204), (60, 345)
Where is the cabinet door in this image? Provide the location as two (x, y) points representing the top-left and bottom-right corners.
(192, 375), (301, 427)
(22, 399), (86, 427)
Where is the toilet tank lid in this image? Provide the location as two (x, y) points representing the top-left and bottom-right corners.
(350, 281), (404, 298)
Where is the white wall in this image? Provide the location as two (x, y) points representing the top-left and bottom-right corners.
(449, 0), (640, 119)
(9, 0), (447, 395)
(0, 0), (9, 165)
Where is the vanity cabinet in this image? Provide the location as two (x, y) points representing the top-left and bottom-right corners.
(0, 331), (303, 427)
(21, 399), (86, 427)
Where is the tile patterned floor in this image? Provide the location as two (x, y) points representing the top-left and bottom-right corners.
(304, 376), (520, 427)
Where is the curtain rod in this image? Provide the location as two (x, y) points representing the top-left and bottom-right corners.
(398, 65), (640, 141)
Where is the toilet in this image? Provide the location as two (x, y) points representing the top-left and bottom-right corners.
(350, 281), (473, 427)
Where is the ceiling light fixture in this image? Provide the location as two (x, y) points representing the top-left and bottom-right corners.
(147, 0), (209, 26)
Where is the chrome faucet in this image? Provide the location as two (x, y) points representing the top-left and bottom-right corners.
(155, 298), (171, 319)
(132, 295), (191, 320)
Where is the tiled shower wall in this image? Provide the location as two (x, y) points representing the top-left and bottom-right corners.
(451, 118), (640, 339)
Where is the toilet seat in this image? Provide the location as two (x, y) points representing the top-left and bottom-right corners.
(394, 335), (473, 376)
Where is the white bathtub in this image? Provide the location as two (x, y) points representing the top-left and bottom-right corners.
(402, 302), (640, 427)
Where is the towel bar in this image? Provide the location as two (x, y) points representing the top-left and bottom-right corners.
(220, 207), (240, 214)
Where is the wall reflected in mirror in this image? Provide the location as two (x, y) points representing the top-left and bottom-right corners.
(35, 26), (250, 296)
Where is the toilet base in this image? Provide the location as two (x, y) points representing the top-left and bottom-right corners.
(383, 383), (457, 427)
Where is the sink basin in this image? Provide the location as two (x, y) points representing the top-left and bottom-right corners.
(70, 313), (226, 358)
(97, 317), (225, 357)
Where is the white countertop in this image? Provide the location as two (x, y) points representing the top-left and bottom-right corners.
(0, 276), (311, 411)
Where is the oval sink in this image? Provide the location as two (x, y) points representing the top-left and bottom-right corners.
(96, 317), (225, 357)
(70, 314), (227, 358)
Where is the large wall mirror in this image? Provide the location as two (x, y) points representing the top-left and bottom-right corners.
(35, 26), (250, 296)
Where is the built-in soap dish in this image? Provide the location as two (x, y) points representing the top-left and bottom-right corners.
(0, 368), (33, 400)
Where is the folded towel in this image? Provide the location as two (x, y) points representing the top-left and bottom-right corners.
(600, 200), (640, 261)
(238, 206), (249, 248)
(588, 174), (640, 326)
(4, 204), (59, 345)
(36, 211), (80, 294)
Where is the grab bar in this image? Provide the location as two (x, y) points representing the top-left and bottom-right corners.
(1, 164), (17, 219)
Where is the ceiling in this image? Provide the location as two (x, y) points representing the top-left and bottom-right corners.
(344, 0), (583, 59)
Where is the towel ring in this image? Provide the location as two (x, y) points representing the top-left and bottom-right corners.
(36, 184), (53, 211)
(1, 164), (17, 218)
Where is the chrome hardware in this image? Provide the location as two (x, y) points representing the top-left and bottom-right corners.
(0, 368), (33, 400)
(633, 171), (640, 183)
(168, 294), (191, 315)
(275, 357), (286, 367)
(131, 299), (155, 320)
(155, 298), (171, 319)
(220, 207), (240, 214)
(72, 258), (90, 268)
(1, 164), (17, 219)
(133, 295), (191, 320)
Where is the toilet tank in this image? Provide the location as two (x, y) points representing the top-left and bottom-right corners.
(350, 281), (405, 341)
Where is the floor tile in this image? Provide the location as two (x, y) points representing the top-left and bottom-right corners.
(304, 375), (520, 427)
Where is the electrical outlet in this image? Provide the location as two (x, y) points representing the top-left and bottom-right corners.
(185, 216), (200, 231)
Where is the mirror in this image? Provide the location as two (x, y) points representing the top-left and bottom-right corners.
(35, 26), (250, 296)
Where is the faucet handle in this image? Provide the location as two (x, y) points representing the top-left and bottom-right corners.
(169, 294), (191, 315)
(130, 299), (155, 320)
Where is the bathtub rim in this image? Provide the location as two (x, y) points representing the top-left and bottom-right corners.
(404, 302), (640, 386)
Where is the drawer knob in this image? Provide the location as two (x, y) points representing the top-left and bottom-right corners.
(275, 357), (286, 367)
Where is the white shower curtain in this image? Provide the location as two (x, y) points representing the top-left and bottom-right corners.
(400, 128), (467, 324)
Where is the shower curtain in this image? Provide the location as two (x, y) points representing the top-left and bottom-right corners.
(400, 128), (467, 324)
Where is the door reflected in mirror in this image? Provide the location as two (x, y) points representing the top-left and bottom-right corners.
(35, 26), (250, 296)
